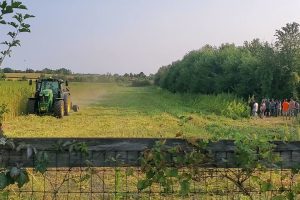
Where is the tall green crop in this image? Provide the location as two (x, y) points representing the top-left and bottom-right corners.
(0, 81), (34, 121)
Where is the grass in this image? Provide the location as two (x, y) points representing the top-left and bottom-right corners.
(2, 82), (299, 139)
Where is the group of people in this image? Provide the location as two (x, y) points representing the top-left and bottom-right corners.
(249, 98), (299, 119)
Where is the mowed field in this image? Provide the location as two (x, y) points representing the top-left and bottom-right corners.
(1, 81), (299, 139)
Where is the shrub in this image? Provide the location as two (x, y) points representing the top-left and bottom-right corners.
(191, 93), (249, 119)
(131, 80), (152, 87)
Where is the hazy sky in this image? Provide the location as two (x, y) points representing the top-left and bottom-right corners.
(1, 0), (300, 74)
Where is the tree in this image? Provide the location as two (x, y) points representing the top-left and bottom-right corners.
(41, 68), (53, 74)
(25, 68), (34, 73)
(154, 65), (170, 86)
(155, 22), (300, 100)
(244, 40), (277, 98)
(137, 72), (146, 78)
(55, 68), (72, 75)
(2, 67), (13, 73)
(275, 22), (300, 98)
(0, 0), (34, 66)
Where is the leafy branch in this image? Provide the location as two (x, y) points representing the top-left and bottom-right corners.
(0, 137), (32, 189)
(0, 137), (91, 192)
(137, 136), (284, 198)
(138, 139), (213, 196)
(0, 0), (34, 66)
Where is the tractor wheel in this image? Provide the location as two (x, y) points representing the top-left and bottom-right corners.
(54, 100), (64, 118)
(72, 105), (79, 112)
(27, 99), (35, 114)
(64, 94), (71, 116)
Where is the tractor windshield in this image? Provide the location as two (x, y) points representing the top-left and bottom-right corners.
(41, 81), (59, 92)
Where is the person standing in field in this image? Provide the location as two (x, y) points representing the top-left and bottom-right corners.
(282, 99), (289, 120)
(276, 100), (282, 117)
(265, 99), (271, 117)
(249, 99), (254, 116)
(270, 99), (276, 116)
(252, 100), (258, 117)
(295, 101), (299, 117)
(289, 98), (296, 119)
(260, 100), (266, 118)
(274, 100), (278, 117)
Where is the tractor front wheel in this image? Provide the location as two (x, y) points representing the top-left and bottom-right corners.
(27, 99), (35, 114)
(54, 100), (64, 118)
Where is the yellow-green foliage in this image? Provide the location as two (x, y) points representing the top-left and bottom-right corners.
(0, 81), (34, 121)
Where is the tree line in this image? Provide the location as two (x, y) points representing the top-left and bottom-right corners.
(0, 67), (72, 75)
(155, 22), (300, 100)
(0, 66), (153, 86)
(0, 67), (152, 79)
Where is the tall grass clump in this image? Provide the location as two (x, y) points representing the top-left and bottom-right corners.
(0, 81), (34, 121)
(190, 93), (249, 119)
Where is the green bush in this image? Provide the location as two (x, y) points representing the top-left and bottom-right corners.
(190, 93), (249, 119)
(131, 80), (152, 87)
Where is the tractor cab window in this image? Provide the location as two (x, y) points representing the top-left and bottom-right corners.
(41, 81), (59, 91)
(37, 82), (41, 91)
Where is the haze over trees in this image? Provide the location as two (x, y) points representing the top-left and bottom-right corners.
(155, 22), (300, 100)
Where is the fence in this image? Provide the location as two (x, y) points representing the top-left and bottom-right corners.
(0, 138), (300, 199)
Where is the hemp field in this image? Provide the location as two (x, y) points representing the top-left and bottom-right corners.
(1, 81), (299, 139)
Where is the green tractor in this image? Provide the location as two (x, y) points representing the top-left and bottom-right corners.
(27, 78), (79, 118)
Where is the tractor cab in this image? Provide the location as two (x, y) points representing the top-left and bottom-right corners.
(36, 78), (65, 99)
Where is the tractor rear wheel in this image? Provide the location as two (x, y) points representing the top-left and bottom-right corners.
(64, 94), (71, 116)
(27, 99), (35, 114)
(54, 100), (64, 118)
(72, 105), (79, 112)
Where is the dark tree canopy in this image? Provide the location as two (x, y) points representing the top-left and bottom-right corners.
(155, 22), (300, 100)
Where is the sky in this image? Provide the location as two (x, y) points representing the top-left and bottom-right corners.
(1, 0), (300, 74)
